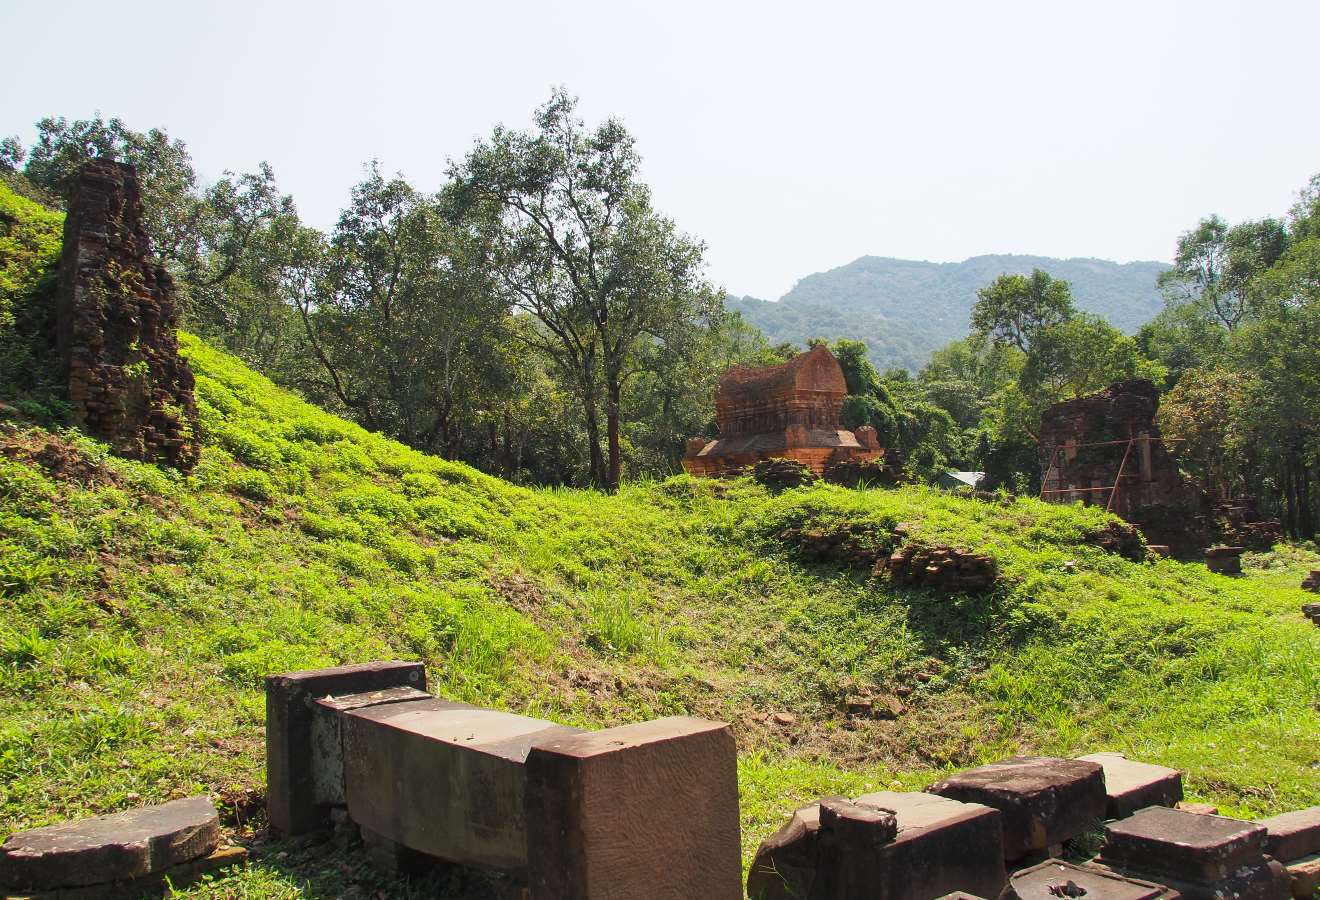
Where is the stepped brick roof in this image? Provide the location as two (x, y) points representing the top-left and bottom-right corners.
(684, 345), (881, 477)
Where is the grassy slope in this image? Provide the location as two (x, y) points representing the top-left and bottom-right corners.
(1, 336), (1317, 897)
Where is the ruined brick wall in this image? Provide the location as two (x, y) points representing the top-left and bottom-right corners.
(56, 160), (200, 471)
(1039, 380), (1204, 549)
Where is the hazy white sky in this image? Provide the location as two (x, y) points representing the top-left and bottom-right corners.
(3, 0), (1318, 299)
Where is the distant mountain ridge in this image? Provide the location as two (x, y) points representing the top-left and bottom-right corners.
(729, 254), (1170, 371)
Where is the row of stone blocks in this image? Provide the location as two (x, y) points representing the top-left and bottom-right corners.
(266, 660), (743, 898)
(3, 658), (1316, 899)
(750, 751), (1319, 900)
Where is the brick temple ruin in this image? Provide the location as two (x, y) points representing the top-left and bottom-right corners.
(683, 345), (883, 477)
(1038, 380), (1199, 534)
(1037, 379), (1280, 554)
(55, 160), (201, 471)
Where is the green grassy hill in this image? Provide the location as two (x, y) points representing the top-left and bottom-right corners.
(1, 334), (1317, 896)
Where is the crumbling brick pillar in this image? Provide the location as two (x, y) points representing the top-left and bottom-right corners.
(55, 160), (201, 471)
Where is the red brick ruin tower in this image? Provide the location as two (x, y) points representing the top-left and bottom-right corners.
(1038, 380), (1208, 551)
(55, 160), (201, 471)
(683, 344), (883, 476)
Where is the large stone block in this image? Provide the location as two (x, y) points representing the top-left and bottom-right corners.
(747, 790), (1006, 900)
(1077, 753), (1183, 820)
(1285, 855), (1320, 900)
(1099, 806), (1269, 883)
(1010, 859), (1169, 900)
(926, 756), (1106, 859)
(264, 660), (425, 835)
(1258, 806), (1320, 862)
(341, 696), (581, 873)
(525, 716), (741, 900)
(0, 796), (220, 893)
(1094, 857), (1291, 900)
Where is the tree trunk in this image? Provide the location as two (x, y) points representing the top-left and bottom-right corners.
(606, 377), (622, 492)
(580, 377), (607, 490)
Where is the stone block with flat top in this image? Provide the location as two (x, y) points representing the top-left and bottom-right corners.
(341, 696), (582, 873)
(747, 790), (1006, 900)
(926, 756), (1106, 859)
(265, 659), (425, 835)
(1077, 752), (1183, 820)
(1257, 806), (1320, 863)
(311, 685), (431, 807)
(1099, 806), (1271, 883)
(1285, 854), (1320, 899)
(525, 716), (741, 900)
(0, 796), (220, 893)
(1010, 859), (1169, 900)
(1092, 857), (1290, 900)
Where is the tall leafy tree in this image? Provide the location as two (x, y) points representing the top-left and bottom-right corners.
(299, 164), (504, 455)
(1158, 215), (1288, 330)
(451, 88), (720, 490)
(971, 269), (1075, 352)
(22, 116), (200, 263)
(1019, 313), (1165, 403)
(1158, 366), (1253, 501)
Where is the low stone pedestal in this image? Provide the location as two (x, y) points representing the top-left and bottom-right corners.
(1258, 807), (1320, 899)
(926, 756), (1107, 860)
(1010, 859), (1169, 900)
(1204, 546), (1244, 574)
(1301, 602), (1320, 626)
(1300, 570), (1319, 592)
(1284, 855), (1320, 899)
(266, 663), (741, 899)
(0, 796), (227, 895)
(1076, 753), (1183, 820)
(1097, 806), (1290, 900)
(747, 790), (1006, 900)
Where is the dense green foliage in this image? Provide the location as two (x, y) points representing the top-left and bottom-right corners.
(0, 181), (65, 418)
(0, 336), (1315, 897)
(3, 104), (775, 489)
(0, 182), (61, 327)
(1144, 176), (1320, 537)
(730, 255), (1169, 371)
(450, 89), (726, 490)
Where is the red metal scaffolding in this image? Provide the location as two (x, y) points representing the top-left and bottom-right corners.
(1039, 435), (1181, 513)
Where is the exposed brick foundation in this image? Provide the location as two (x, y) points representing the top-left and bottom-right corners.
(56, 160), (200, 471)
(875, 545), (998, 593)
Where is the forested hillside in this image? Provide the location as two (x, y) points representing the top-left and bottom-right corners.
(731, 255), (1169, 371)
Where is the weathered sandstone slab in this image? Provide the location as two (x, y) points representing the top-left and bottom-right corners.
(1258, 806), (1320, 862)
(926, 756), (1106, 859)
(1077, 752), (1183, 820)
(1011, 859), (1168, 900)
(341, 696), (581, 873)
(1099, 806), (1271, 883)
(0, 796), (220, 892)
(747, 789), (1006, 900)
